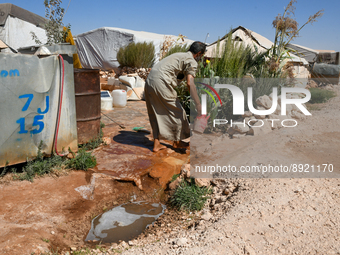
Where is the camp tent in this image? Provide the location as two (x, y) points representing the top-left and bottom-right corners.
(205, 26), (310, 86)
(74, 27), (194, 70)
(0, 4), (48, 52)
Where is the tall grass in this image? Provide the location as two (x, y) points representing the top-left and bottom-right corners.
(117, 42), (155, 68)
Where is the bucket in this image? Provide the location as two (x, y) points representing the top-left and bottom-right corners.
(193, 115), (210, 133)
(111, 89), (127, 107)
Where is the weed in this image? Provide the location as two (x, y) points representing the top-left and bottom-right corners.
(66, 149), (96, 170)
(0, 161), (9, 177)
(171, 174), (180, 182)
(79, 123), (105, 150)
(117, 42), (155, 68)
(170, 179), (212, 211)
(309, 88), (336, 104)
(42, 238), (50, 243)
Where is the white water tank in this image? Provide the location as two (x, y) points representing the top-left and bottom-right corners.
(111, 89), (127, 107)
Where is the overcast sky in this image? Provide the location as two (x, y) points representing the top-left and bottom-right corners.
(7, 0), (340, 51)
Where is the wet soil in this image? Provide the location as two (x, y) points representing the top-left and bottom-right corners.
(0, 101), (189, 255)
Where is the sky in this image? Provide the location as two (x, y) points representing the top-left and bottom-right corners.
(6, 0), (340, 51)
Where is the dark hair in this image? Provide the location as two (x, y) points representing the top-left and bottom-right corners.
(188, 41), (207, 54)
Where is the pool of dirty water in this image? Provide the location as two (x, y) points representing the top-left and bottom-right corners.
(85, 201), (166, 243)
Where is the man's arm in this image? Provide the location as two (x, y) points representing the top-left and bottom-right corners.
(186, 74), (201, 116)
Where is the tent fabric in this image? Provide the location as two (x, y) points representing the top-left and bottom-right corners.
(0, 4), (47, 52)
(286, 43), (319, 63)
(74, 27), (194, 70)
(0, 3), (47, 27)
(205, 26), (308, 65)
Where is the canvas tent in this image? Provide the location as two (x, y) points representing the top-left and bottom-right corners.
(205, 26), (310, 86)
(0, 4), (48, 52)
(74, 27), (194, 70)
(286, 43), (319, 63)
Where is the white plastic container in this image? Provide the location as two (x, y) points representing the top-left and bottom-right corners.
(101, 91), (113, 110)
(111, 89), (127, 107)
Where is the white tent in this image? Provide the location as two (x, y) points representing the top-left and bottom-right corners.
(206, 26), (308, 65)
(0, 4), (47, 52)
(74, 27), (194, 70)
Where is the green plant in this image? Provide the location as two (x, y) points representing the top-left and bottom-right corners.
(117, 42), (155, 68)
(79, 123), (105, 150)
(163, 43), (189, 59)
(309, 88), (336, 104)
(171, 174), (180, 182)
(31, 0), (71, 45)
(170, 179), (212, 211)
(270, 0), (323, 71)
(67, 149), (97, 170)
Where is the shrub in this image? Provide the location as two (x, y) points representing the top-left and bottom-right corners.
(117, 42), (155, 68)
(309, 88), (336, 104)
(170, 179), (212, 211)
(163, 43), (189, 59)
(67, 149), (97, 170)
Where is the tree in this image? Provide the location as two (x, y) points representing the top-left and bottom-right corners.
(31, 0), (71, 45)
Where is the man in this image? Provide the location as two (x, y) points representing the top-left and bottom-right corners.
(145, 41), (206, 152)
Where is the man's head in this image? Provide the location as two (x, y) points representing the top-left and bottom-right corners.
(189, 41), (206, 61)
(189, 41), (207, 54)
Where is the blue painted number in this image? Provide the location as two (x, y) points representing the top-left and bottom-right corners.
(16, 118), (28, 134)
(31, 115), (44, 134)
(19, 94), (34, 111)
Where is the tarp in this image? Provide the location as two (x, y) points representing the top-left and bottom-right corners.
(0, 4), (48, 52)
(74, 27), (194, 70)
(206, 26), (308, 65)
(312, 63), (340, 77)
(286, 43), (319, 63)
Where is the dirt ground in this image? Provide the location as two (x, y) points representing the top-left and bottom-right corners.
(0, 101), (189, 255)
(120, 85), (340, 255)
(1, 85), (339, 255)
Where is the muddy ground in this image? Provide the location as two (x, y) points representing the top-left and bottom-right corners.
(0, 101), (189, 255)
(1, 85), (340, 255)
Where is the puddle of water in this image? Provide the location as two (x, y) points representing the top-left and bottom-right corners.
(85, 201), (165, 243)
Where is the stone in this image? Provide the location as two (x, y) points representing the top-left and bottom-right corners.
(128, 240), (135, 246)
(102, 137), (112, 145)
(247, 119), (272, 136)
(232, 122), (250, 134)
(169, 177), (182, 190)
(256, 95), (273, 109)
(175, 237), (187, 246)
(308, 80), (318, 88)
(201, 211), (213, 221)
(254, 106), (267, 119)
(242, 111), (253, 118)
(195, 178), (211, 187)
(181, 164), (191, 178)
(291, 110), (306, 120)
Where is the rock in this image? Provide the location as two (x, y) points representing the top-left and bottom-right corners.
(175, 237), (187, 246)
(308, 80), (318, 88)
(70, 247), (77, 251)
(195, 178), (211, 187)
(256, 95), (273, 109)
(128, 240), (135, 246)
(242, 111), (253, 118)
(169, 177), (182, 190)
(181, 164), (191, 178)
(232, 133), (247, 139)
(247, 119), (272, 136)
(291, 110), (306, 120)
(120, 241), (128, 248)
(102, 137), (112, 145)
(231, 122), (250, 134)
(254, 106), (267, 119)
(201, 211), (213, 221)
(51, 231), (55, 235)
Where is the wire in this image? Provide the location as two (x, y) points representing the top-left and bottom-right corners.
(54, 55), (68, 156)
